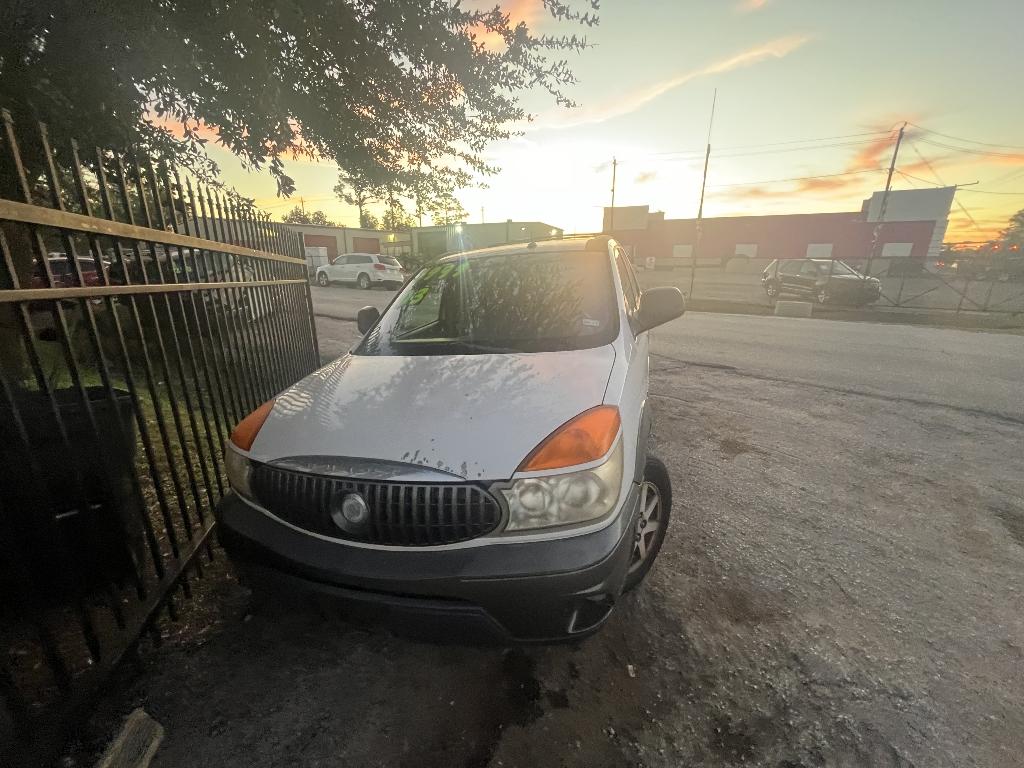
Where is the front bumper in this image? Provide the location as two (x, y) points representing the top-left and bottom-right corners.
(215, 485), (641, 643)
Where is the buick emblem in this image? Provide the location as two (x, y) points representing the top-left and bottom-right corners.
(331, 492), (369, 530)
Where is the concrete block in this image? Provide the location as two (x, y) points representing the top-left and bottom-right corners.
(774, 300), (813, 318)
(95, 708), (164, 768)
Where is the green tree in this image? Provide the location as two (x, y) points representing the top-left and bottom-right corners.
(2, 0), (598, 198)
(426, 193), (470, 226)
(1001, 209), (1024, 248)
(381, 197), (416, 231)
(281, 206), (335, 226)
(333, 172), (382, 229)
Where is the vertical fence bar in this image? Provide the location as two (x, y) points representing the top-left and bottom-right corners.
(93, 147), (170, 582)
(185, 177), (245, 426)
(39, 124), (146, 624)
(145, 159), (219, 515)
(111, 152), (187, 560)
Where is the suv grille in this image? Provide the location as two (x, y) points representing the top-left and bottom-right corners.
(250, 465), (503, 546)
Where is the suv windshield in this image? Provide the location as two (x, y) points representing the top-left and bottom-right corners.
(356, 250), (618, 355)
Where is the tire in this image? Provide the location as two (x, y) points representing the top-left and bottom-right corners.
(316, 271), (330, 287)
(816, 287), (830, 304)
(764, 280), (780, 302)
(357, 273), (371, 290)
(622, 455), (672, 593)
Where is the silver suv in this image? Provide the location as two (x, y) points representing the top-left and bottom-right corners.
(218, 236), (685, 641)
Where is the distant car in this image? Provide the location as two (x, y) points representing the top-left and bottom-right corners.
(761, 259), (881, 306)
(315, 253), (405, 290)
(30, 255), (103, 289)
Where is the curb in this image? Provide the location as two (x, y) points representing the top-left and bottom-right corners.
(315, 313), (358, 322)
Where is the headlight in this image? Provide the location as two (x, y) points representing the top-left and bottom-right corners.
(225, 445), (255, 501)
(502, 440), (623, 531)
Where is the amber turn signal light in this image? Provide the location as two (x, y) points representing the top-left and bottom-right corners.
(519, 405), (621, 472)
(229, 399), (276, 451)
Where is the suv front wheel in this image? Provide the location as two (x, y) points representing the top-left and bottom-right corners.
(622, 455), (672, 592)
(316, 271), (330, 287)
(357, 273), (371, 290)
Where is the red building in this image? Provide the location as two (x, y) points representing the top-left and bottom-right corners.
(604, 188), (954, 268)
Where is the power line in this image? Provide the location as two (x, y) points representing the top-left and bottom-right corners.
(956, 188), (1024, 195)
(710, 129), (892, 152)
(914, 137), (1024, 159)
(710, 167), (885, 188)
(896, 170), (944, 187)
(644, 132), (894, 160)
(909, 122), (1024, 151)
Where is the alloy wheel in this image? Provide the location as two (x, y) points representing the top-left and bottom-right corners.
(629, 481), (663, 574)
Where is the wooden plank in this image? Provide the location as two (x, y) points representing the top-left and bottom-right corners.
(0, 198), (304, 265)
(94, 708), (164, 768)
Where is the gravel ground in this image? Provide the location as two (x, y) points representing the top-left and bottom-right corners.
(68, 318), (1024, 768)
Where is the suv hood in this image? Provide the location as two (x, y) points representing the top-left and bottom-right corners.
(248, 346), (617, 481)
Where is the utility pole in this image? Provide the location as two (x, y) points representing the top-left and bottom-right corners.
(865, 122), (907, 280)
(299, 196), (306, 214)
(689, 89), (717, 301)
(609, 157), (617, 232)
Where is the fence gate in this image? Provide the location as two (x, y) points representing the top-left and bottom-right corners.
(0, 109), (319, 766)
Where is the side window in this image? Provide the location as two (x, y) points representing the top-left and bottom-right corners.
(799, 261), (820, 277)
(778, 260), (801, 276)
(615, 252), (639, 315)
(357, 255), (373, 264)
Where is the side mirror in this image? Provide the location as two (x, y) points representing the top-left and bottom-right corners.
(356, 306), (380, 334)
(635, 287), (685, 333)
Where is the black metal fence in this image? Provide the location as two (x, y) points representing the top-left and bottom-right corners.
(0, 110), (319, 765)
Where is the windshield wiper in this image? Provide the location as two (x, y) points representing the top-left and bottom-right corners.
(391, 337), (520, 354)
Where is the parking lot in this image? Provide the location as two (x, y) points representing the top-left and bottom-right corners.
(75, 297), (1024, 768)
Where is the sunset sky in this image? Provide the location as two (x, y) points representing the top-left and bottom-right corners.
(213, 0), (1024, 242)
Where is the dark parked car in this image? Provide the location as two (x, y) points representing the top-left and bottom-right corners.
(761, 259), (881, 306)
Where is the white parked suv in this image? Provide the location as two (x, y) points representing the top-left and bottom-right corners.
(218, 236), (685, 641)
(315, 252), (405, 290)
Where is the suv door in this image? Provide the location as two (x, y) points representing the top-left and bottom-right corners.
(325, 254), (347, 282)
(350, 255), (373, 284)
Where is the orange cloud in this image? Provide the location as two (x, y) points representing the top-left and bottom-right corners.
(473, 0), (546, 50)
(736, 0), (770, 13)
(992, 154), (1024, 167)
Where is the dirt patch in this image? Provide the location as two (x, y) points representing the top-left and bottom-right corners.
(719, 437), (757, 459)
(992, 504), (1024, 547)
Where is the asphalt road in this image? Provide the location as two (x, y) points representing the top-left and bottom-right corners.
(74, 310), (1024, 768)
(310, 284), (397, 319)
(651, 312), (1024, 421)
(310, 284), (1024, 421)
